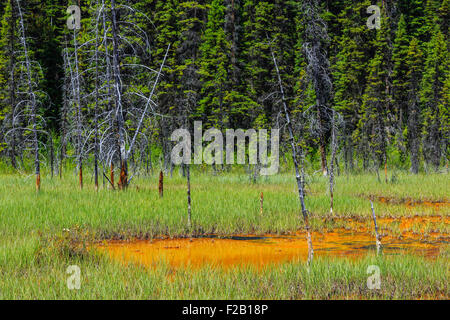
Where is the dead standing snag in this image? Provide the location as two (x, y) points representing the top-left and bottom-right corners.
(370, 201), (382, 255)
(159, 170), (164, 198)
(270, 46), (314, 264)
(15, 0), (42, 192)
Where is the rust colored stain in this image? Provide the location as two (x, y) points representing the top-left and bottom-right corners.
(118, 161), (128, 190)
(159, 171), (164, 198)
(36, 173), (40, 192)
(379, 216), (449, 232)
(95, 229), (447, 270)
(377, 196), (449, 210)
(339, 216), (450, 237)
(110, 163), (114, 188)
(406, 201), (450, 210)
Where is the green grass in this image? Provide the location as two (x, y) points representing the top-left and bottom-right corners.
(0, 169), (448, 299)
(0, 243), (447, 299)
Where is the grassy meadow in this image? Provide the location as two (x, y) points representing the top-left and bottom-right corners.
(0, 168), (448, 299)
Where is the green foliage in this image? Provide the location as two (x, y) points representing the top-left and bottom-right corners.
(420, 25), (448, 168)
(0, 0), (448, 172)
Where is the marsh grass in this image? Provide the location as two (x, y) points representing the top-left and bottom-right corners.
(0, 242), (447, 299)
(0, 169), (448, 299)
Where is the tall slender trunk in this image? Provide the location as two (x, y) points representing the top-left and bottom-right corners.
(60, 41), (69, 179)
(111, 0), (127, 190)
(329, 109), (337, 215)
(187, 164), (192, 229)
(94, 1), (100, 191)
(370, 201), (382, 255)
(73, 29), (83, 189)
(271, 49), (313, 264)
(159, 170), (164, 198)
(79, 163), (83, 189)
(317, 107), (328, 176)
(16, 0), (40, 191)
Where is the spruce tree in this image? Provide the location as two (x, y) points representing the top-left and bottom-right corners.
(405, 37), (423, 173)
(391, 14), (411, 164)
(359, 8), (392, 174)
(420, 25), (448, 169)
(332, 0), (374, 170)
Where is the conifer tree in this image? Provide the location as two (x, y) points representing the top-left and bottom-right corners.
(358, 8), (392, 176)
(332, 0), (374, 170)
(0, 0), (20, 167)
(420, 25), (447, 170)
(405, 37), (423, 173)
(392, 14), (411, 163)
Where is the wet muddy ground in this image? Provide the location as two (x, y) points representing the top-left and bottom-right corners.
(372, 196), (450, 210)
(96, 226), (448, 270)
(95, 199), (449, 270)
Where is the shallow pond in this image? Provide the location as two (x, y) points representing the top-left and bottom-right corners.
(95, 225), (448, 270)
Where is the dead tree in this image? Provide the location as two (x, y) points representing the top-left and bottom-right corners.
(370, 201), (382, 255)
(63, 31), (85, 190)
(93, 1), (101, 191)
(73, 28), (83, 189)
(187, 164), (192, 229)
(110, 0), (128, 189)
(90, 0), (166, 190)
(159, 170), (163, 198)
(271, 46), (314, 264)
(60, 46), (70, 179)
(302, 0), (333, 177)
(16, 0), (42, 191)
(329, 109), (337, 215)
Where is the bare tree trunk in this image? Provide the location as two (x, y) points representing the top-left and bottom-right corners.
(159, 170), (164, 198)
(370, 201), (382, 255)
(127, 45), (170, 163)
(187, 164), (192, 229)
(72, 28), (83, 189)
(111, 0), (127, 190)
(94, 1), (100, 192)
(16, 0), (40, 191)
(329, 109), (337, 215)
(79, 163), (83, 189)
(60, 44), (69, 180)
(271, 48), (313, 264)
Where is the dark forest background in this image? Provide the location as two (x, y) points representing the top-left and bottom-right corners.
(0, 0), (448, 177)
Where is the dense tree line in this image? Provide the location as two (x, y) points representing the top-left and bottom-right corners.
(0, 0), (448, 181)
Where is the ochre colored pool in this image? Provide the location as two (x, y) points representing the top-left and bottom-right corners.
(95, 225), (448, 270)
